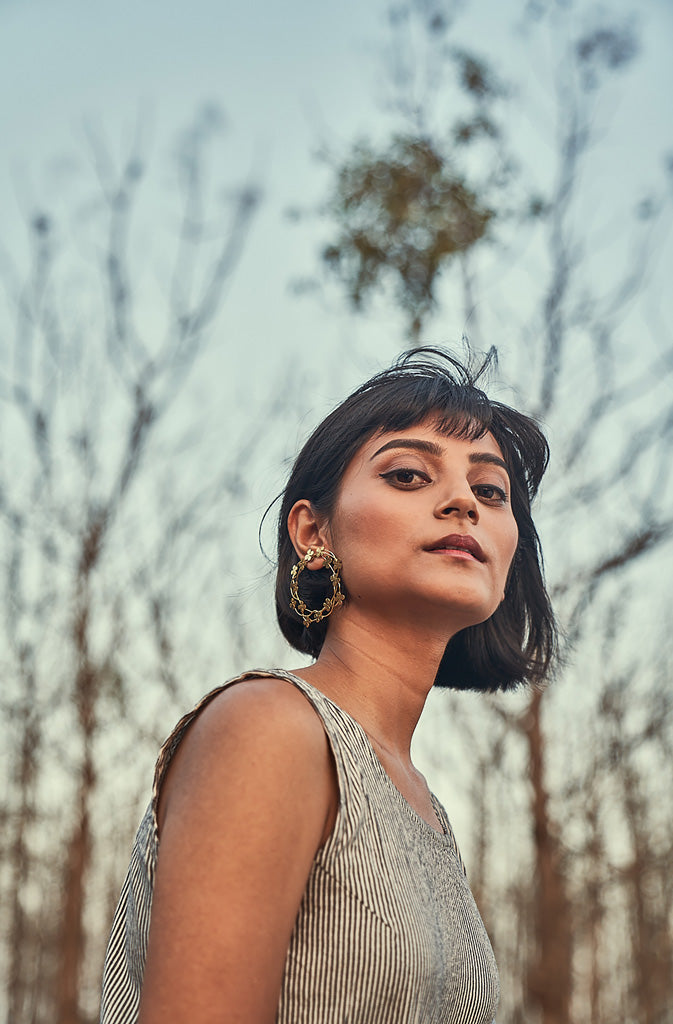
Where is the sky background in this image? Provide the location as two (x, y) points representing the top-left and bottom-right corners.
(3, 0), (671, 585)
(3, 0), (671, 393)
(1, 0), (672, 843)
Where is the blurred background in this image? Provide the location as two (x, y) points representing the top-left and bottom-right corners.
(1, 0), (672, 1021)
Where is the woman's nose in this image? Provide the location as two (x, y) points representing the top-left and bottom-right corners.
(435, 489), (479, 522)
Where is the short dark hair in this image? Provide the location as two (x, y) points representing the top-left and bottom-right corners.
(274, 347), (557, 691)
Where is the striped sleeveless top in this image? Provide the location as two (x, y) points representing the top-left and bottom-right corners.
(99, 669), (499, 1023)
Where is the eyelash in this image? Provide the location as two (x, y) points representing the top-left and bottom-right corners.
(473, 484), (508, 505)
(379, 468), (430, 487)
(379, 469), (509, 504)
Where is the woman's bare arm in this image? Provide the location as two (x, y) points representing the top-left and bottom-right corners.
(138, 678), (338, 1024)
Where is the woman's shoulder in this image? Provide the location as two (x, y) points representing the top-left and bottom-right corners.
(191, 671), (325, 724)
(155, 671), (324, 770)
(153, 671), (338, 838)
(171, 674), (333, 782)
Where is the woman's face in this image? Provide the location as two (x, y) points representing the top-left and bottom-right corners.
(324, 420), (519, 635)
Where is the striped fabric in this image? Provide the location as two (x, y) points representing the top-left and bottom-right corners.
(99, 669), (499, 1023)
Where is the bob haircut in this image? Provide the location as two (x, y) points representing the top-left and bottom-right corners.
(275, 347), (557, 692)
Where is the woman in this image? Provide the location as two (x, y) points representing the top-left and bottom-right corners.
(100, 347), (556, 1024)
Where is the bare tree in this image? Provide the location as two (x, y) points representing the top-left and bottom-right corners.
(312, 2), (673, 1021)
(0, 108), (277, 1023)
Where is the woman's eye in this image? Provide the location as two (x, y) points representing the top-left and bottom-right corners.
(473, 483), (508, 504)
(379, 468), (430, 488)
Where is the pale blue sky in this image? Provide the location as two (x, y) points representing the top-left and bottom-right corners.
(2, 0), (671, 630)
(3, 0), (670, 393)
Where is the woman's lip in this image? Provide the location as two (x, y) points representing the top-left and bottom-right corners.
(428, 547), (478, 560)
(424, 534), (485, 561)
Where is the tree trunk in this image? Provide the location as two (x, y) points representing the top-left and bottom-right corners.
(55, 584), (98, 1024)
(621, 756), (670, 1024)
(55, 743), (94, 1024)
(524, 687), (572, 1024)
(7, 700), (39, 1023)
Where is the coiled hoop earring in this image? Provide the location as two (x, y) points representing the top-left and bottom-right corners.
(289, 546), (345, 628)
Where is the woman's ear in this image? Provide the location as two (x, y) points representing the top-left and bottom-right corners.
(287, 500), (331, 564)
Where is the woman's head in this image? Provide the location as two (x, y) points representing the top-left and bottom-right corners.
(275, 347), (557, 691)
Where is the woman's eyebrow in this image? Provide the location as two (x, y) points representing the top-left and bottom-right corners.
(370, 439), (510, 475)
(370, 438), (445, 460)
(469, 452), (510, 474)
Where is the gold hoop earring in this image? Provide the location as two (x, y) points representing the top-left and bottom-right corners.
(289, 546), (345, 628)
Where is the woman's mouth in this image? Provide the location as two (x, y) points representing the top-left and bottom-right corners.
(425, 534), (485, 562)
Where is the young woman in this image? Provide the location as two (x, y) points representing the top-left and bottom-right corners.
(100, 348), (556, 1024)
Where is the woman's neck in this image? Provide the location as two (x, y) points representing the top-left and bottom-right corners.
(294, 607), (452, 762)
